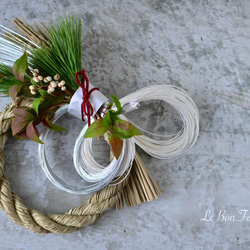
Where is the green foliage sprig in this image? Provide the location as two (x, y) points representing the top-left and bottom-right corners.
(3, 51), (68, 143)
(84, 95), (142, 159)
(0, 16), (83, 143)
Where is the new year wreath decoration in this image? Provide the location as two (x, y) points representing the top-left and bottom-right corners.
(0, 16), (199, 234)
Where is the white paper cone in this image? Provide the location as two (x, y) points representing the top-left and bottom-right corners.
(68, 83), (108, 121)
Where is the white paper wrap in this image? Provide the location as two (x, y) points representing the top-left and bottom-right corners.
(68, 83), (108, 121)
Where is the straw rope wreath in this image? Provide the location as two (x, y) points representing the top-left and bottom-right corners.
(0, 100), (161, 234)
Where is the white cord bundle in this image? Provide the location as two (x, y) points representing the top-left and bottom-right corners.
(0, 25), (38, 67)
(39, 85), (199, 194)
(39, 105), (92, 194)
(119, 85), (199, 159)
(74, 126), (135, 184)
(39, 104), (135, 194)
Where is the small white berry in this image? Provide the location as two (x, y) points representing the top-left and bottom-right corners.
(33, 77), (39, 83)
(38, 75), (43, 81)
(33, 69), (39, 76)
(47, 89), (52, 94)
(46, 76), (52, 82)
(30, 89), (36, 95)
(54, 74), (60, 81)
(59, 80), (65, 86)
(49, 87), (55, 92)
(61, 86), (66, 91)
(33, 69), (39, 75)
(29, 85), (36, 90)
(43, 77), (48, 83)
(50, 81), (57, 88)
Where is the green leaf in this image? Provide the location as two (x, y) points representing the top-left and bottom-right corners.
(84, 119), (109, 138)
(106, 102), (113, 110)
(26, 121), (44, 144)
(15, 130), (28, 140)
(109, 110), (122, 122)
(0, 63), (26, 95)
(12, 108), (35, 136)
(112, 119), (142, 139)
(32, 97), (43, 116)
(42, 115), (67, 132)
(110, 95), (122, 112)
(9, 84), (23, 101)
(108, 133), (123, 159)
(38, 88), (48, 97)
(12, 51), (28, 82)
(84, 111), (111, 138)
(102, 110), (111, 126)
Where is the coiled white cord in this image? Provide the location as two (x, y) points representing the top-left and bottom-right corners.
(39, 104), (135, 194)
(39, 85), (199, 194)
(74, 126), (135, 183)
(119, 85), (199, 159)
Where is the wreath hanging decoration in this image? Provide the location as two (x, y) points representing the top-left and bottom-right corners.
(0, 16), (199, 234)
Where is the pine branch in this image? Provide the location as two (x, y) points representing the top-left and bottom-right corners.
(29, 16), (82, 92)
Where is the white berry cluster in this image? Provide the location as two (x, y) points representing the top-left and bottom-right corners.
(29, 69), (67, 95)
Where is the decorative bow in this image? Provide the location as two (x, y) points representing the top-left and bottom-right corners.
(75, 70), (99, 125)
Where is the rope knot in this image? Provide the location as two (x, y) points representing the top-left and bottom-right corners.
(75, 70), (99, 125)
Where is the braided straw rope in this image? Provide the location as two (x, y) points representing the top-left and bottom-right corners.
(0, 100), (161, 234)
(0, 100), (130, 234)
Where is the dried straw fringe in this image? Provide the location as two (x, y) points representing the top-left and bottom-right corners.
(11, 18), (50, 47)
(104, 134), (162, 209)
(0, 100), (161, 234)
(116, 152), (162, 209)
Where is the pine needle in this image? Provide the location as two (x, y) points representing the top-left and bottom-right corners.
(0, 16), (82, 94)
(29, 16), (82, 92)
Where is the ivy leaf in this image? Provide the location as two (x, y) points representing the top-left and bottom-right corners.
(12, 51), (28, 82)
(12, 108), (35, 136)
(108, 133), (123, 159)
(110, 95), (122, 112)
(32, 97), (43, 116)
(42, 115), (67, 132)
(113, 119), (142, 139)
(9, 84), (23, 101)
(84, 111), (111, 138)
(26, 121), (43, 144)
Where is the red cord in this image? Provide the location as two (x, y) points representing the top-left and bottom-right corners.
(75, 70), (99, 126)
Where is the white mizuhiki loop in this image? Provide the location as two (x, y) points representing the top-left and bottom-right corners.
(39, 85), (199, 194)
(73, 85), (199, 187)
(119, 85), (199, 159)
(39, 104), (135, 194)
(74, 127), (135, 183)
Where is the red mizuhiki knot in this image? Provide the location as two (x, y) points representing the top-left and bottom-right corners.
(75, 70), (99, 126)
